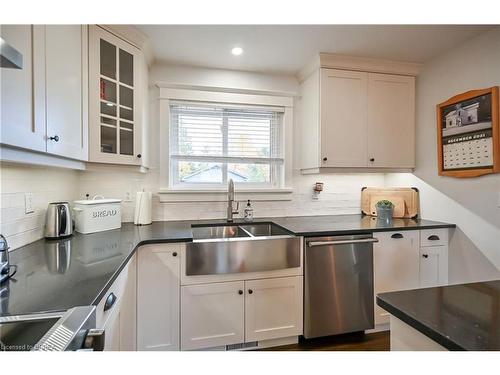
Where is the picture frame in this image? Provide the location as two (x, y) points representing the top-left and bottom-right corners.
(436, 86), (499, 178)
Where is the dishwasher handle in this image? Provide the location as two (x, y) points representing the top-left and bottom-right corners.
(307, 238), (379, 247)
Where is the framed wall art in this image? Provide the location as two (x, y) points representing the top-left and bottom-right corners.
(436, 86), (499, 177)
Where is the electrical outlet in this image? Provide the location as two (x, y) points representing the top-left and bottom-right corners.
(25, 192), (34, 214)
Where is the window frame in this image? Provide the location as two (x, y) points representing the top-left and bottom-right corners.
(158, 87), (294, 202)
(169, 101), (284, 190)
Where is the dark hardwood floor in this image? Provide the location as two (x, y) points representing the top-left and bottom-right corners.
(259, 331), (390, 351)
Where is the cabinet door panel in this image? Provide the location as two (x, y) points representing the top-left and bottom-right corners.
(118, 253), (136, 351)
(419, 246), (448, 288)
(374, 230), (419, 325)
(89, 25), (142, 165)
(181, 281), (245, 350)
(245, 276), (303, 342)
(45, 25), (88, 160)
(0, 25), (46, 152)
(103, 308), (121, 351)
(320, 69), (368, 167)
(137, 244), (180, 351)
(367, 73), (415, 168)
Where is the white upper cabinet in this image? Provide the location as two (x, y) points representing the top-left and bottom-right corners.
(1, 25), (88, 161)
(320, 69), (368, 167)
(298, 55), (418, 172)
(367, 73), (415, 168)
(88, 25), (143, 165)
(44, 25), (88, 161)
(0, 25), (45, 152)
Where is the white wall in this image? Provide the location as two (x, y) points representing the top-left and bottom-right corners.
(385, 27), (500, 280)
(150, 64), (299, 95)
(78, 63), (386, 222)
(0, 162), (80, 249)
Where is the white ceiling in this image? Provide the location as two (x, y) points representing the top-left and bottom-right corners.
(137, 25), (493, 75)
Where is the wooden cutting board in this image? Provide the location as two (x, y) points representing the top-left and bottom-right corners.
(361, 187), (419, 219)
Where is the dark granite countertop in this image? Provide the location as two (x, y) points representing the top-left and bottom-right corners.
(268, 215), (454, 236)
(377, 280), (500, 350)
(1, 214), (454, 318)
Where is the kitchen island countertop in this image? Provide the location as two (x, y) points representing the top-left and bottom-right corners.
(377, 280), (500, 350)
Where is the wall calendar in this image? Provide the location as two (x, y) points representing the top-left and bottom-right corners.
(437, 87), (499, 178)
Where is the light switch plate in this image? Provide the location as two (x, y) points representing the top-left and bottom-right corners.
(25, 192), (34, 214)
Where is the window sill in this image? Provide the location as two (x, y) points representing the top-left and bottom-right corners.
(158, 188), (293, 202)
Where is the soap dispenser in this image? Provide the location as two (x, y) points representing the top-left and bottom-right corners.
(243, 200), (254, 222)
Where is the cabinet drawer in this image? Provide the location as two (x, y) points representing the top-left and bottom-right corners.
(96, 260), (131, 328)
(420, 229), (448, 247)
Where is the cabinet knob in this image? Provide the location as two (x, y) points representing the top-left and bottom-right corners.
(422, 254), (429, 258)
(49, 135), (60, 142)
(248, 289), (253, 294)
(322, 157), (328, 162)
(369, 158), (375, 162)
(238, 290), (243, 295)
(172, 252), (177, 257)
(103, 292), (117, 312)
(137, 154), (142, 158)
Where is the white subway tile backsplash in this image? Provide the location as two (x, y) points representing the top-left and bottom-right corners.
(0, 162), (79, 250)
(1, 161), (386, 250)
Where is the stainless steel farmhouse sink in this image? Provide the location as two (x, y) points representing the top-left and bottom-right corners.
(186, 223), (302, 276)
(191, 225), (251, 240)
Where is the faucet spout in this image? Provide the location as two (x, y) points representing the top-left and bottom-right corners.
(227, 179), (239, 222)
(228, 179), (234, 201)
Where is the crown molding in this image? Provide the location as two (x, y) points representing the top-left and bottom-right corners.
(297, 53), (422, 82)
(99, 24), (154, 67)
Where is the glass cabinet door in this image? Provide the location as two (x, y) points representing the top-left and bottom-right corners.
(91, 25), (141, 164)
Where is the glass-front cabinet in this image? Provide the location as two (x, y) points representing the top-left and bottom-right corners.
(89, 26), (143, 165)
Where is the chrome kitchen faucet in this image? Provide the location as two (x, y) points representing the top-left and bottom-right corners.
(227, 179), (239, 222)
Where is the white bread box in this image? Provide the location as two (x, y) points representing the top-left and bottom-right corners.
(73, 198), (122, 234)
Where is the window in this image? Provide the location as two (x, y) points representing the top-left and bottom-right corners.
(169, 101), (284, 188)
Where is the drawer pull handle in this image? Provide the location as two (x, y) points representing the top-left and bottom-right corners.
(238, 290), (243, 295)
(427, 235), (440, 241)
(248, 289), (253, 294)
(422, 254), (429, 258)
(391, 233), (403, 239)
(103, 292), (117, 312)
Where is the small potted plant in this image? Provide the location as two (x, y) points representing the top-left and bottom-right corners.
(376, 200), (395, 223)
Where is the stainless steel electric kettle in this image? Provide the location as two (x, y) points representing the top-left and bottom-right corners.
(45, 202), (74, 239)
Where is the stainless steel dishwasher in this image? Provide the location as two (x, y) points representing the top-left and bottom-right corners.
(304, 234), (378, 339)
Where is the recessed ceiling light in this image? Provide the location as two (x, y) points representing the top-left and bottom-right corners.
(231, 47), (243, 56)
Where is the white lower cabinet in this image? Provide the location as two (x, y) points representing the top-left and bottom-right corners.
(96, 253), (136, 351)
(419, 246), (448, 288)
(181, 281), (245, 350)
(374, 229), (450, 327)
(181, 276), (303, 350)
(137, 244), (181, 351)
(245, 276), (303, 342)
(103, 308), (121, 351)
(373, 231), (420, 326)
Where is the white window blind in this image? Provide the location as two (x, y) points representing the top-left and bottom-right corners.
(169, 101), (284, 187)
